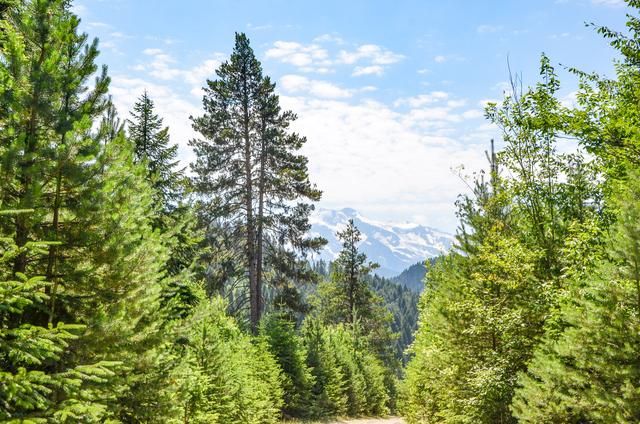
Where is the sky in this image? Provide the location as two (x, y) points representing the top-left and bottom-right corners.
(73, 0), (630, 232)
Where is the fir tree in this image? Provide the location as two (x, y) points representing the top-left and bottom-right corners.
(319, 219), (379, 325)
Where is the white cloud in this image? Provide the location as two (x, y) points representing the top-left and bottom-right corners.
(265, 39), (404, 76)
(352, 65), (385, 76)
(394, 91), (449, 108)
(462, 109), (484, 119)
(314, 33), (345, 44)
(280, 75), (353, 98)
(135, 48), (222, 90)
(337, 44), (404, 65)
(433, 54), (465, 64)
(265, 41), (331, 71)
(278, 94), (490, 231)
(560, 90), (579, 108)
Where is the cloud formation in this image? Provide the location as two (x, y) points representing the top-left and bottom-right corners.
(265, 37), (404, 76)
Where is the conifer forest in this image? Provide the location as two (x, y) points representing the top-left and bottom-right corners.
(2, 1), (640, 423)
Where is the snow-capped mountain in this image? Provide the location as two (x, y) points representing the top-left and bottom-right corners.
(309, 208), (455, 278)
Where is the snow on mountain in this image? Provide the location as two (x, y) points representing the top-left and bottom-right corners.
(309, 207), (455, 278)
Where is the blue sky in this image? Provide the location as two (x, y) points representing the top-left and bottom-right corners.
(74, 0), (629, 232)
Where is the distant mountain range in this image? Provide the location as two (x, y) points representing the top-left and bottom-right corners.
(309, 207), (455, 278)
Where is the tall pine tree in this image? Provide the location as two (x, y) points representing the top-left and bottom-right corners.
(190, 33), (323, 331)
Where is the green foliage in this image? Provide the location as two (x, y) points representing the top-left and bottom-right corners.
(311, 220), (398, 365)
(402, 229), (545, 423)
(0, 4), (400, 423)
(511, 171), (640, 423)
(297, 318), (390, 419)
(128, 90), (183, 212)
(261, 312), (314, 418)
(326, 322), (390, 417)
(369, 273), (419, 361)
(190, 32), (324, 331)
(0, 216), (116, 422)
(301, 318), (349, 418)
(169, 294), (284, 424)
(392, 261), (429, 292)
(402, 56), (601, 423)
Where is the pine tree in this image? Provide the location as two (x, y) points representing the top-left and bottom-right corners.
(261, 312), (314, 417)
(191, 32), (323, 331)
(319, 219), (379, 324)
(0, 0), (107, 280)
(0, 3), (178, 420)
(171, 293), (284, 424)
(0, 212), (116, 422)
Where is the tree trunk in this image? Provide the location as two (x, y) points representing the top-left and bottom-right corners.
(256, 120), (267, 324)
(46, 166), (63, 324)
(242, 74), (258, 333)
(14, 33), (47, 275)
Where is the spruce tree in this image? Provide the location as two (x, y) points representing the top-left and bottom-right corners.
(128, 91), (201, 320)
(0, 212), (116, 422)
(128, 91), (183, 213)
(330, 219), (378, 324)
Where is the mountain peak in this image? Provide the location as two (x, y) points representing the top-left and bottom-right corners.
(340, 207), (359, 217)
(310, 207), (454, 278)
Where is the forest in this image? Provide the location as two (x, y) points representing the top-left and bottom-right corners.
(2, 0), (640, 423)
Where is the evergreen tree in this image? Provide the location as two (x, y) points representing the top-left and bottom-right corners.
(261, 312), (314, 418)
(0, 3), (177, 420)
(402, 58), (601, 423)
(512, 171), (640, 423)
(317, 219), (378, 325)
(128, 91), (201, 321)
(0, 212), (116, 422)
(128, 90), (183, 213)
(171, 293), (284, 424)
(301, 317), (349, 418)
(191, 32), (323, 331)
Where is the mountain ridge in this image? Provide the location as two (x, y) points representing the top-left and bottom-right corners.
(309, 207), (454, 278)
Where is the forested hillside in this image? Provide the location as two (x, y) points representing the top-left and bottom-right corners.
(392, 261), (429, 292)
(3, 1), (640, 423)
